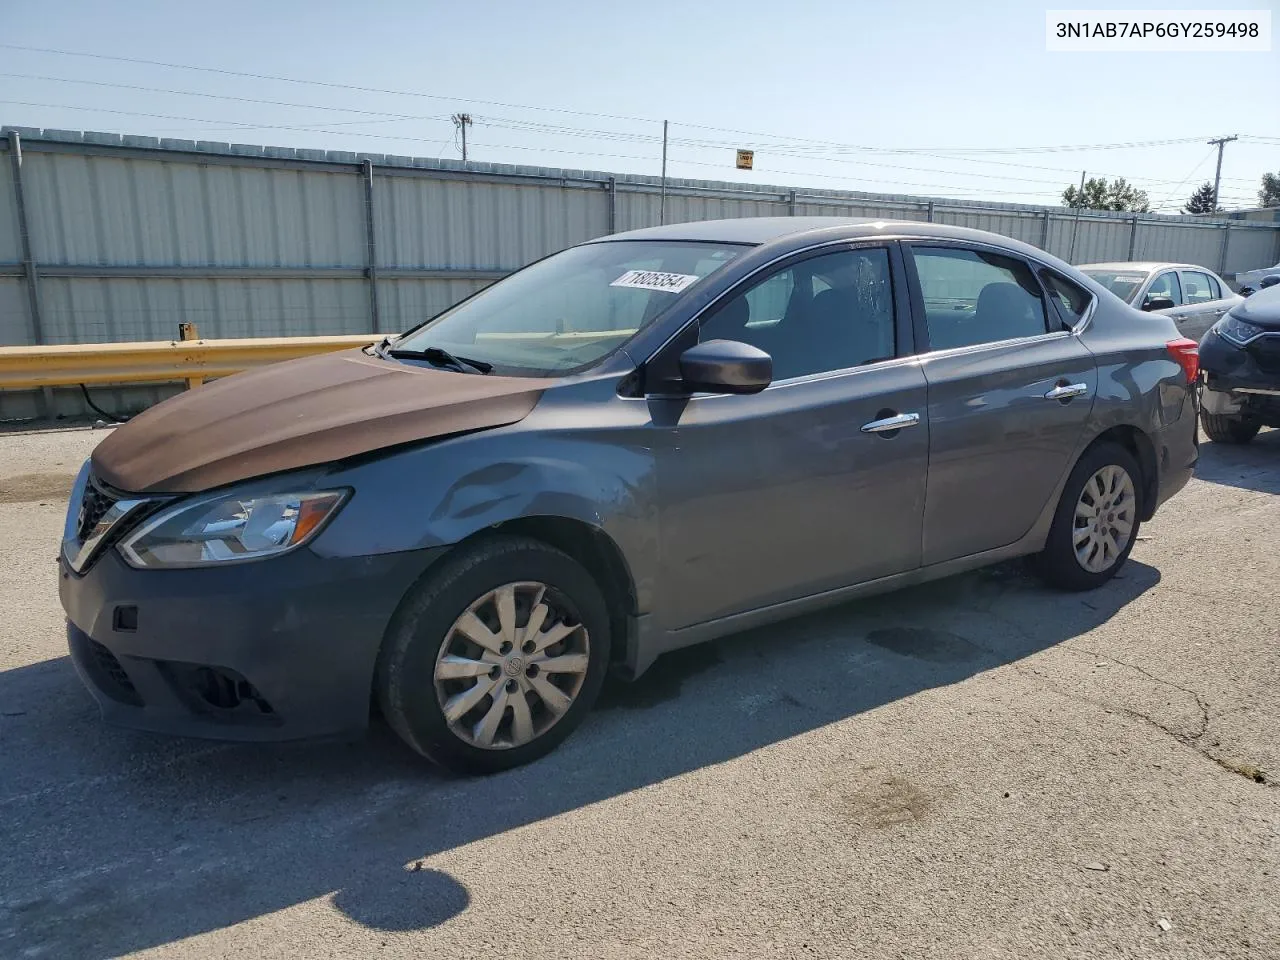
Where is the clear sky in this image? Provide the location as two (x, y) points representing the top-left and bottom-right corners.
(1, 0), (1277, 211)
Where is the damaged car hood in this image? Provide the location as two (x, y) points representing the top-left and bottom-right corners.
(92, 349), (548, 493)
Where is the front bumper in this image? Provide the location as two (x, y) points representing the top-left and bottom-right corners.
(1198, 329), (1280, 425)
(60, 544), (443, 741)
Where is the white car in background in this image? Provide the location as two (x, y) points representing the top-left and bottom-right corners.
(1234, 262), (1280, 295)
(1079, 261), (1243, 341)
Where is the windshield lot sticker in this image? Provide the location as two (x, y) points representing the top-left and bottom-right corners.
(611, 270), (700, 293)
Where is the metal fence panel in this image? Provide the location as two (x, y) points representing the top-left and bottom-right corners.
(1043, 216), (1131, 263)
(374, 175), (607, 270)
(0, 152), (19, 265)
(376, 277), (492, 331)
(21, 152), (367, 267)
(1135, 222), (1224, 267)
(4, 128), (1280, 421)
(1224, 226), (1280, 278)
(38, 277), (375, 343)
(0, 278), (27, 344)
(616, 190), (787, 232)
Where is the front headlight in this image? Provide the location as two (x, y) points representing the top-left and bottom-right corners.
(119, 489), (348, 568)
(1215, 314), (1266, 346)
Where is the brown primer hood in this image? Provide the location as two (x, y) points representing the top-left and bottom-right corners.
(92, 349), (547, 493)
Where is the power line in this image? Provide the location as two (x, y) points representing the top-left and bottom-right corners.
(3, 98), (1258, 207)
(1149, 148), (1218, 211)
(0, 72), (454, 127)
(0, 42), (1264, 164)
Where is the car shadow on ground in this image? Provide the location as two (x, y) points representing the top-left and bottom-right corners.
(0, 559), (1160, 958)
(1194, 428), (1280, 494)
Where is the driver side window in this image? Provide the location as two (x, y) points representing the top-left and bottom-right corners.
(698, 247), (896, 381)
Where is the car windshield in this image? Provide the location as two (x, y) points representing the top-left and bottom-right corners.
(1082, 270), (1148, 304)
(391, 240), (747, 375)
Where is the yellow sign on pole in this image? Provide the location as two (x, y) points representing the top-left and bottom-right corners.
(735, 149), (754, 170)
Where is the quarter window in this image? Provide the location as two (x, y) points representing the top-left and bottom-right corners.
(698, 247), (895, 380)
(909, 247), (1048, 349)
(1181, 270), (1216, 304)
(1041, 271), (1092, 329)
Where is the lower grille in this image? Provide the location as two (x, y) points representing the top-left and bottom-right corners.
(88, 639), (143, 706)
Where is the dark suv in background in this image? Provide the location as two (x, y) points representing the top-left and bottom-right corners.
(1199, 283), (1280, 443)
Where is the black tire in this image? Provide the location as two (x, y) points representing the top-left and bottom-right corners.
(1032, 442), (1143, 592)
(1201, 411), (1261, 445)
(376, 535), (611, 774)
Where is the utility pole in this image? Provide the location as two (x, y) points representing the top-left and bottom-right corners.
(452, 113), (472, 163)
(1208, 135), (1238, 212)
(1068, 170), (1086, 263)
(659, 119), (669, 225)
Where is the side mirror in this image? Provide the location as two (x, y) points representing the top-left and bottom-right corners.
(678, 339), (772, 395)
(1143, 295), (1176, 312)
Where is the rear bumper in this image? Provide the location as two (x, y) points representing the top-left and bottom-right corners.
(1150, 388), (1199, 515)
(60, 545), (444, 742)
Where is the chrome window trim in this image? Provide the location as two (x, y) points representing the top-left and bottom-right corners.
(639, 231), (1100, 395)
(640, 353), (923, 402)
(917, 329), (1074, 364)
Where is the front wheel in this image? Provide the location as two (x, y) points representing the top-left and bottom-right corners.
(376, 536), (611, 774)
(1033, 442), (1142, 592)
(1201, 410), (1261, 445)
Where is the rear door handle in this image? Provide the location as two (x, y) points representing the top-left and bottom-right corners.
(1044, 383), (1088, 401)
(861, 412), (921, 434)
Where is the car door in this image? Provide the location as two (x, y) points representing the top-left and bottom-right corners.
(903, 242), (1098, 566)
(652, 242), (929, 630)
(1177, 269), (1232, 340)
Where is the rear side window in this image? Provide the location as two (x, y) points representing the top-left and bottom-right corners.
(909, 247), (1048, 350)
(1041, 271), (1092, 329)
(1181, 270), (1216, 304)
(1146, 271), (1182, 306)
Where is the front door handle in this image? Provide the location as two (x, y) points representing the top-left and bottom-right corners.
(1044, 382), (1088, 401)
(861, 412), (921, 434)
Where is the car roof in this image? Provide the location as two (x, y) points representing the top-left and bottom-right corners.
(1078, 261), (1214, 274)
(591, 216), (1072, 267)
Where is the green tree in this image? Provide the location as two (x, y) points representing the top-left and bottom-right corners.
(1184, 182), (1218, 214)
(1259, 172), (1280, 208)
(1061, 176), (1150, 212)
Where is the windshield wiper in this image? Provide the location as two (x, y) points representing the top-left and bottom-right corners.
(386, 345), (493, 374)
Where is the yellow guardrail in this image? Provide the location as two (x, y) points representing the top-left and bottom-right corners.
(0, 334), (377, 390)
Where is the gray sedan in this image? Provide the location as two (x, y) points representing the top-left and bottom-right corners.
(59, 218), (1200, 773)
(1079, 261), (1243, 341)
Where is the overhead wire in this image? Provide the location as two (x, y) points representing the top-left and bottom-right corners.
(0, 41), (1264, 168)
(1, 43), (1268, 207)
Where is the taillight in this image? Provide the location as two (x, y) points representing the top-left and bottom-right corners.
(1166, 338), (1199, 383)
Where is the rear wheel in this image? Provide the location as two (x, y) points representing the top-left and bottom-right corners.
(1033, 442), (1142, 592)
(1201, 411), (1261, 445)
(376, 536), (610, 774)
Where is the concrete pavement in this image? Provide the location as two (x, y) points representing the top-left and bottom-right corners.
(1, 425), (1277, 959)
